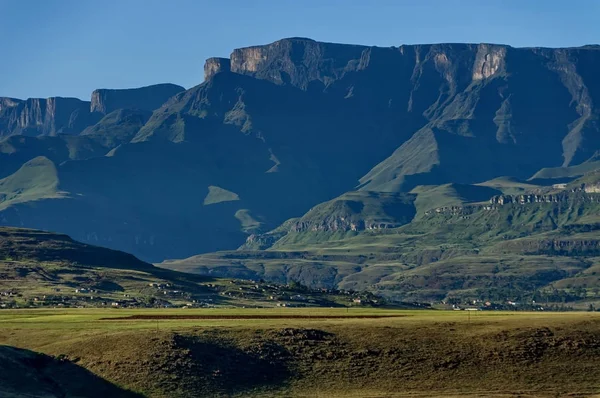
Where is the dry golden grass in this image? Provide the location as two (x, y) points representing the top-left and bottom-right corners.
(1, 308), (600, 397)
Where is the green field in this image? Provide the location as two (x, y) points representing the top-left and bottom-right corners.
(2, 308), (600, 397)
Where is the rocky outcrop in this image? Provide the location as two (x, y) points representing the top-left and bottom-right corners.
(490, 191), (600, 205)
(0, 84), (185, 139)
(290, 218), (403, 233)
(424, 205), (481, 216)
(0, 97), (98, 137)
(0, 97), (20, 112)
(284, 193), (416, 234)
(225, 39), (512, 92)
(584, 183), (600, 193)
(472, 44), (507, 80)
(426, 191), (600, 217)
(243, 233), (285, 250)
(0, 84), (184, 138)
(230, 37), (367, 89)
(204, 57), (231, 80)
(90, 83), (185, 114)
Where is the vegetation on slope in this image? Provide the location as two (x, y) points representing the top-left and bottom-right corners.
(2, 310), (600, 397)
(0, 227), (366, 309)
(165, 187), (600, 307)
(0, 157), (64, 210)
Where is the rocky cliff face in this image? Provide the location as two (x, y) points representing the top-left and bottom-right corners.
(0, 97), (98, 137)
(425, 191), (600, 217)
(90, 83), (185, 114)
(0, 98), (20, 112)
(0, 83), (185, 139)
(489, 191), (600, 205)
(472, 44), (507, 80)
(204, 57), (231, 80)
(229, 37), (367, 89)
(213, 39), (511, 90)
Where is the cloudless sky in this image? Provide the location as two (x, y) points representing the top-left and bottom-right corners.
(0, 0), (598, 100)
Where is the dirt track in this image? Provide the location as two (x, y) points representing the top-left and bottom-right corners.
(101, 314), (407, 321)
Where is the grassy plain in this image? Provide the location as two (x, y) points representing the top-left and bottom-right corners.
(1, 308), (600, 397)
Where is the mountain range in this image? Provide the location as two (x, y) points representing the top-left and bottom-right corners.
(3, 37), (600, 302)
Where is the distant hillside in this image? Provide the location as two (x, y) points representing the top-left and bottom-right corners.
(163, 187), (600, 306)
(0, 227), (356, 309)
(0, 227), (150, 268)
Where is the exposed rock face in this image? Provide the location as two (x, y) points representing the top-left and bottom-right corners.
(584, 183), (600, 193)
(290, 218), (404, 233)
(0, 84), (184, 138)
(230, 37), (367, 89)
(425, 191), (600, 218)
(90, 83), (185, 114)
(204, 57), (231, 80)
(424, 205), (480, 216)
(490, 192), (600, 205)
(0, 97), (98, 137)
(243, 233), (285, 250)
(226, 39), (511, 91)
(274, 193), (416, 237)
(0, 97), (20, 112)
(472, 44), (507, 80)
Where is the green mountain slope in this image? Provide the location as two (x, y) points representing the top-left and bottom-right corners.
(0, 156), (64, 209)
(81, 108), (152, 147)
(410, 183), (502, 217)
(0, 227), (358, 309)
(163, 187), (600, 306)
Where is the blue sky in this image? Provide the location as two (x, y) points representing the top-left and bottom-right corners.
(0, 0), (598, 100)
